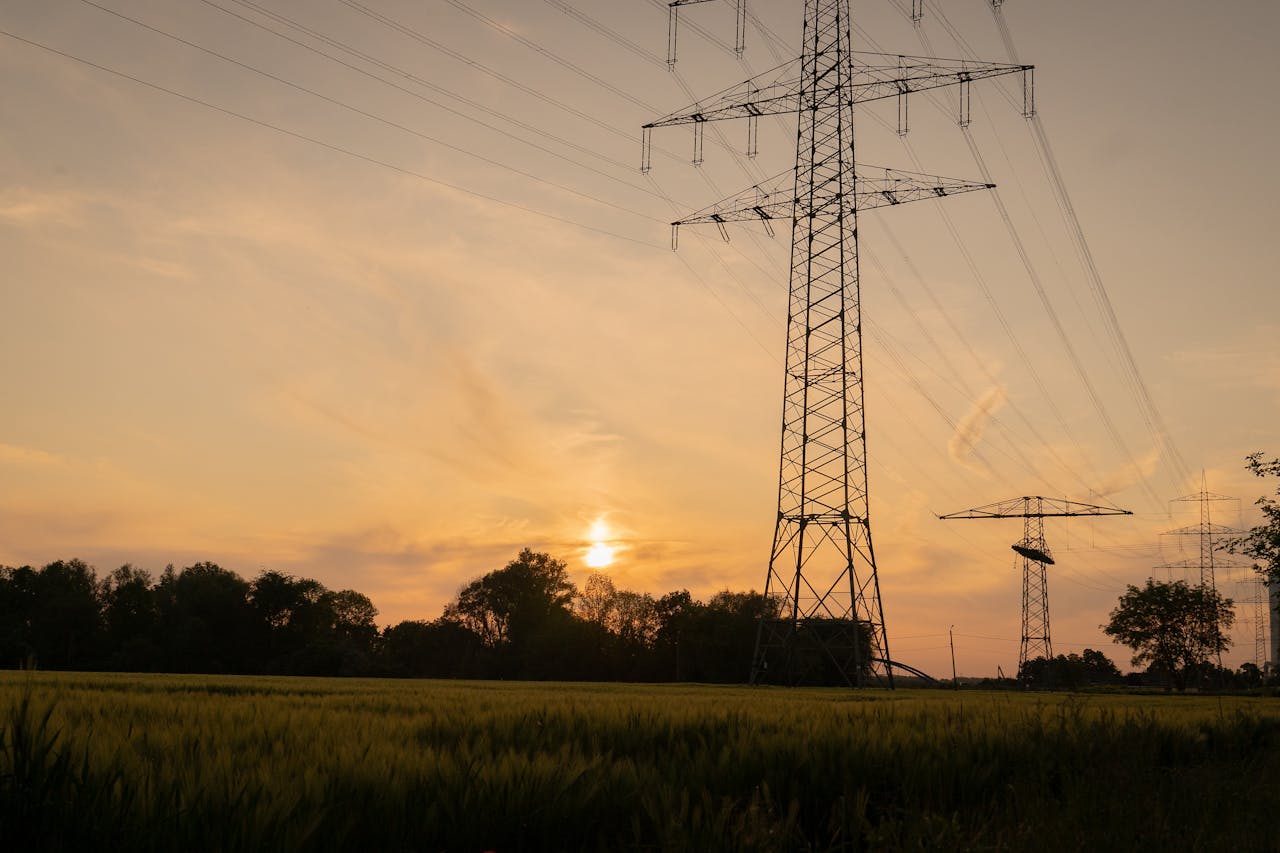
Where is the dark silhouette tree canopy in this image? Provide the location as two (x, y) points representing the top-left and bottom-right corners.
(444, 548), (575, 649)
(1228, 452), (1280, 587)
(1103, 578), (1234, 691)
(1019, 649), (1122, 689)
(0, 549), (858, 685)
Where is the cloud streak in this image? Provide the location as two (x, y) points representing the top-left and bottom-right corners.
(948, 385), (1007, 472)
(1092, 445), (1163, 498)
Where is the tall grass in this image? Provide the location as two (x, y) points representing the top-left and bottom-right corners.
(2, 673), (1278, 851)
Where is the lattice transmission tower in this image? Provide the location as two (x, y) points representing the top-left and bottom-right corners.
(1157, 477), (1242, 593)
(642, 0), (1032, 686)
(1250, 578), (1268, 669)
(1270, 581), (1280, 670)
(1155, 476), (1244, 670)
(939, 497), (1131, 677)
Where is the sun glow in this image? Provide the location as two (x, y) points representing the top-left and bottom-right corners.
(584, 519), (615, 568)
(584, 542), (615, 568)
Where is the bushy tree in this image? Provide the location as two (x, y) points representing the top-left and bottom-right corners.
(379, 619), (484, 678)
(1227, 452), (1280, 587)
(1103, 578), (1234, 691)
(0, 565), (38, 667)
(444, 549), (575, 649)
(1019, 649), (1122, 689)
(101, 564), (160, 671)
(27, 560), (101, 670)
(155, 562), (255, 673)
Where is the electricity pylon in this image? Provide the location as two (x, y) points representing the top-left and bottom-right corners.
(642, 0), (1031, 687)
(1250, 578), (1268, 669)
(939, 497), (1131, 677)
(1158, 477), (1242, 593)
(1270, 581), (1280, 669)
(1156, 476), (1243, 670)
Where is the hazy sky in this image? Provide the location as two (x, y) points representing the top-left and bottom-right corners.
(2, 0), (1278, 676)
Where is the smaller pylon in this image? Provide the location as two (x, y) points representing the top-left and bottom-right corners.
(939, 497), (1131, 678)
(1157, 475), (1244, 671)
(1252, 579), (1267, 669)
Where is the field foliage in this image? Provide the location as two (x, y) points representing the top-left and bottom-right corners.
(2, 673), (1278, 851)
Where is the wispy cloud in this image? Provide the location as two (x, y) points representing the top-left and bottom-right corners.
(1092, 445), (1162, 498)
(0, 188), (82, 226)
(0, 442), (64, 467)
(948, 385), (1007, 472)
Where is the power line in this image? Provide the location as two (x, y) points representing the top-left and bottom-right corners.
(333, 0), (671, 161)
(920, 0), (1195, 498)
(76, 0), (662, 224)
(0, 27), (665, 250)
(438, 0), (661, 111)
(195, 0), (674, 196)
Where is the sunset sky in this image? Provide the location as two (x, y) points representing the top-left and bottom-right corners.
(2, 0), (1278, 676)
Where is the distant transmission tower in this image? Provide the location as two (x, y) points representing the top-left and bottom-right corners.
(1251, 578), (1268, 669)
(1158, 477), (1242, 593)
(642, 1), (1031, 687)
(1270, 581), (1280, 670)
(939, 497), (1131, 676)
(1156, 476), (1244, 669)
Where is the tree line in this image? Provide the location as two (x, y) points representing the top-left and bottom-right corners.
(4, 453), (1276, 686)
(0, 549), (775, 682)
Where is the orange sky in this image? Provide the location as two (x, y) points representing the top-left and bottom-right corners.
(2, 0), (1278, 676)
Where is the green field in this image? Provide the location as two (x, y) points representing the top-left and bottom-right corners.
(2, 673), (1278, 851)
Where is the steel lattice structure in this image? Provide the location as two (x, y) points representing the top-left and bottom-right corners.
(1157, 478), (1244, 670)
(643, 0), (1030, 686)
(1252, 579), (1268, 670)
(940, 496), (1130, 677)
(1160, 480), (1242, 594)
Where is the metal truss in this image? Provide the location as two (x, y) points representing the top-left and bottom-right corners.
(645, 0), (1029, 688)
(940, 496), (1131, 678)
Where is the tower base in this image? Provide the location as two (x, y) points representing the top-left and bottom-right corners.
(751, 617), (880, 687)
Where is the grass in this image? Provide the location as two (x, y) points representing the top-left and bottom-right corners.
(2, 672), (1278, 851)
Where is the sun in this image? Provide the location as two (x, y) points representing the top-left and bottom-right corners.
(584, 518), (615, 568)
(585, 542), (615, 568)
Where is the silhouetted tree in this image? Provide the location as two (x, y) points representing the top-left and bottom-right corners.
(1227, 452), (1280, 588)
(379, 619), (484, 677)
(652, 589), (695, 681)
(101, 564), (160, 671)
(28, 560), (102, 670)
(1020, 649), (1122, 689)
(679, 590), (778, 683)
(322, 588), (379, 675)
(445, 549), (575, 650)
(1103, 578), (1234, 691)
(156, 562), (255, 673)
(575, 573), (618, 626)
(1236, 661), (1264, 688)
(0, 547), (892, 685)
(0, 565), (38, 667)
(571, 573), (661, 679)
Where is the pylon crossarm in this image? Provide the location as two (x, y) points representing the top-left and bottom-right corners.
(1155, 558), (1249, 572)
(672, 167), (994, 233)
(938, 496), (1132, 519)
(643, 55), (1030, 129)
(1164, 522), (1243, 537)
(1172, 490), (1238, 503)
(853, 169), (994, 211)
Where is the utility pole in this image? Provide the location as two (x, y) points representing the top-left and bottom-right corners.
(949, 625), (958, 689)
(939, 497), (1130, 679)
(643, 0), (1031, 688)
